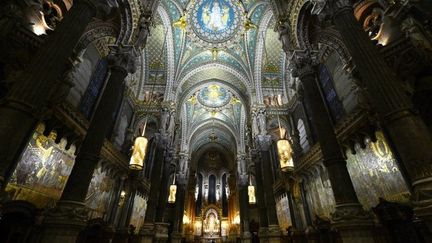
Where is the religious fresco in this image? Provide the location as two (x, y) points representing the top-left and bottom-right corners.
(129, 194), (148, 233)
(346, 131), (410, 209)
(6, 124), (75, 208)
(85, 164), (116, 219)
(303, 168), (335, 219)
(275, 194), (292, 232)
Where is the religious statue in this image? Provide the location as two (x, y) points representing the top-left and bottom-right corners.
(135, 13), (152, 48)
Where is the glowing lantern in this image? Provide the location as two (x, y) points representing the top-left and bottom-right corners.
(168, 174), (177, 204)
(129, 136), (148, 170)
(248, 185), (256, 205)
(277, 139), (294, 171)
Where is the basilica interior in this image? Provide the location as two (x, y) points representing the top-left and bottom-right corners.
(0, 0), (432, 242)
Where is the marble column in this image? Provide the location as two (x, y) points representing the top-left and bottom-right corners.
(0, 0), (109, 190)
(290, 49), (373, 242)
(330, 0), (432, 227)
(39, 45), (137, 243)
(257, 135), (282, 242)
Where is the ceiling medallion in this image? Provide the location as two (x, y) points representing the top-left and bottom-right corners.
(197, 84), (232, 108)
(187, 0), (245, 48)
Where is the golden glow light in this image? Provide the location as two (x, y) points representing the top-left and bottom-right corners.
(277, 139), (294, 171)
(183, 213), (190, 224)
(129, 136), (148, 170)
(233, 213), (240, 225)
(168, 184), (177, 204)
(248, 185), (256, 205)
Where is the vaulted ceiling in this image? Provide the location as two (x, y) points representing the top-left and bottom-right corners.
(127, 0), (286, 161)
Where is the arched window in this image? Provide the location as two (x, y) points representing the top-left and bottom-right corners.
(195, 173), (203, 215)
(208, 174), (216, 204)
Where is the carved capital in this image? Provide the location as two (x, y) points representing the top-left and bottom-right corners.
(107, 45), (138, 74)
(290, 49), (319, 78)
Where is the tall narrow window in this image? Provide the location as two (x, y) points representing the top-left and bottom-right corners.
(318, 64), (344, 122)
(208, 174), (216, 204)
(222, 174), (228, 216)
(79, 58), (108, 119)
(195, 173), (203, 215)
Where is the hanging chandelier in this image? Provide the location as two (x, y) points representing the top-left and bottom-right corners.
(276, 113), (294, 171)
(129, 116), (148, 170)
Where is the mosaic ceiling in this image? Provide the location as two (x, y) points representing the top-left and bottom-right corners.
(133, 0), (286, 155)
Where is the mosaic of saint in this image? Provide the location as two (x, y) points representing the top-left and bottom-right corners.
(189, 0), (244, 46)
(6, 124), (75, 208)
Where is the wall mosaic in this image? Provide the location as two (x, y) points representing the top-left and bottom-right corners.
(85, 163), (116, 219)
(129, 194), (148, 233)
(276, 193), (292, 232)
(303, 167), (335, 219)
(6, 124), (75, 208)
(346, 131), (410, 209)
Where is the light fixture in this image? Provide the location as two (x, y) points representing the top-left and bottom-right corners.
(276, 117), (294, 171)
(248, 176), (256, 205)
(168, 173), (177, 204)
(129, 118), (148, 170)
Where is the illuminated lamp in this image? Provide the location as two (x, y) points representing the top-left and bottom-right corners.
(168, 174), (177, 204)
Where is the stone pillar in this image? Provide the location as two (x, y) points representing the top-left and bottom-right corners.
(251, 149), (268, 233)
(257, 135), (282, 243)
(39, 45), (137, 243)
(290, 50), (373, 243)
(238, 174), (251, 243)
(139, 135), (167, 243)
(329, 0), (432, 228)
(171, 174), (188, 243)
(0, 0), (107, 190)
